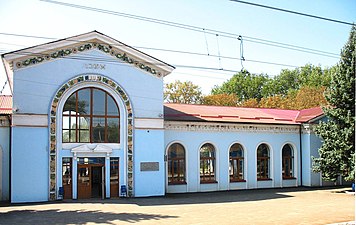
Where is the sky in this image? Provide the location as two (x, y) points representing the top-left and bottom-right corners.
(0, 0), (355, 95)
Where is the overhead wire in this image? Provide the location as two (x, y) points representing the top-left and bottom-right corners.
(0, 38), (300, 69)
(229, 0), (355, 26)
(0, 0), (343, 88)
(38, 0), (340, 58)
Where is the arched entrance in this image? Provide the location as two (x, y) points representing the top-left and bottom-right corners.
(49, 74), (134, 200)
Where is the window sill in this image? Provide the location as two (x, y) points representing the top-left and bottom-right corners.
(230, 180), (246, 183)
(168, 182), (187, 185)
(200, 180), (218, 184)
(257, 178), (272, 181)
(283, 177), (296, 180)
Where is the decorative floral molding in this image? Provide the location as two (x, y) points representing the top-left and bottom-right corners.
(15, 42), (162, 77)
(164, 121), (300, 134)
(49, 74), (134, 200)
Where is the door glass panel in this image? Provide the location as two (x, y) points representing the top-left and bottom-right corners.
(78, 167), (90, 184)
(91, 166), (102, 198)
(110, 158), (119, 197)
(62, 158), (72, 199)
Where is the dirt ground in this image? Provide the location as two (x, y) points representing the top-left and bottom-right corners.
(0, 187), (354, 225)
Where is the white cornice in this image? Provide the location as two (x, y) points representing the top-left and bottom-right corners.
(164, 121), (300, 134)
(71, 144), (113, 159)
(301, 123), (316, 134)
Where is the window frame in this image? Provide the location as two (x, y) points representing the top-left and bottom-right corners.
(167, 143), (186, 185)
(282, 144), (295, 179)
(257, 144), (271, 180)
(62, 87), (120, 143)
(229, 143), (245, 182)
(200, 143), (217, 183)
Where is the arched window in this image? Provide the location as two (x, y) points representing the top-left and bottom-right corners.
(282, 144), (294, 179)
(200, 143), (216, 183)
(229, 143), (244, 182)
(62, 87), (120, 143)
(257, 144), (270, 180)
(167, 143), (186, 185)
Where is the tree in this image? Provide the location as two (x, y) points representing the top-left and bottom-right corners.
(261, 68), (299, 97)
(258, 95), (287, 109)
(212, 71), (268, 101)
(164, 80), (203, 104)
(292, 86), (327, 110)
(202, 93), (239, 106)
(313, 25), (356, 181)
(241, 98), (259, 108)
(241, 86), (327, 110)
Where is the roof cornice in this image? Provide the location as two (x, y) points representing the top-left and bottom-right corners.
(2, 31), (175, 78)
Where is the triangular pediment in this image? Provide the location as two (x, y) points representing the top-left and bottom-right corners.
(1, 31), (174, 91)
(71, 144), (113, 154)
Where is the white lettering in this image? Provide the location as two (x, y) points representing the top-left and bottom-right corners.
(84, 63), (106, 70)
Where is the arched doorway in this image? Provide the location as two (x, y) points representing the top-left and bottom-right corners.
(49, 75), (134, 200)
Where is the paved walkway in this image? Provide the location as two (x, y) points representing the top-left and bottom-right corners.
(0, 187), (354, 225)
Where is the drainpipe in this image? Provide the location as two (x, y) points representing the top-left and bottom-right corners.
(7, 114), (11, 202)
(299, 124), (303, 187)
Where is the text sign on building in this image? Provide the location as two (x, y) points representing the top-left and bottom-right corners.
(140, 162), (159, 171)
(84, 63), (106, 70)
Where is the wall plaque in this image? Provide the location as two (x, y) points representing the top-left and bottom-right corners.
(140, 162), (159, 171)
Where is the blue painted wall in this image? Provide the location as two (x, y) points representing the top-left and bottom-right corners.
(11, 127), (48, 203)
(13, 50), (164, 118)
(11, 49), (165, 201)
(134, 129), (165, 196)
(165, 127), (300, 193)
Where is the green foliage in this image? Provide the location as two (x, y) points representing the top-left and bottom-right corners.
(313, 25), (356, 182)
(212, 64), (333, 109)
(212, 71), (268, 101)
(164, 80), (203, 104)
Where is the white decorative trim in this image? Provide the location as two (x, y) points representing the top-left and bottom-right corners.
(71, 144), (113, 154)
(301, 124), (316, 134)
(12, 114), (48, 127)
(164, 121), (300, 134)
(94, 144), (113, 153)
(71, 144), (113, 160)
(135, 118), (164, 129)
(62, 143), (120, 150)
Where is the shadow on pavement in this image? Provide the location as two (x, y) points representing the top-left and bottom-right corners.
(107, 186), (351, 206)
(1, 186), (349, 208)
(0, 209), (177, 225)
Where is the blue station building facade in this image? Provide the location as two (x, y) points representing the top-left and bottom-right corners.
(0, 31), (348, 203)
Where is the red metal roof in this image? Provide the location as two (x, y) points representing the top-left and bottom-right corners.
(164, 103), (324, 125)
(295, 107), (324, 123)
(0, 95), (12, 114)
